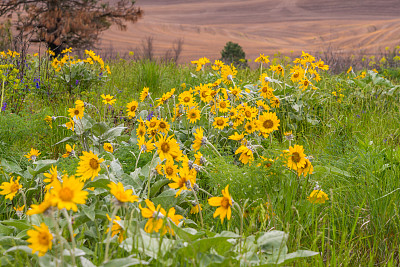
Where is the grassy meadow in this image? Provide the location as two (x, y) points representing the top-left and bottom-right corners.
(0, 49), (400, 266)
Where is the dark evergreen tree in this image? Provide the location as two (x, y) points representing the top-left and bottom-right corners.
(220, 41), (248, 68)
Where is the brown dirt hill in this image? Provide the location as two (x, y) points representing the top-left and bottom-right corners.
(98, 0), (400, 62)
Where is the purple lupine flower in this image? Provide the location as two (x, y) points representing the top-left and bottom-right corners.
(75, 80), (79, 86)
(1, 102), (7, 112)
(147, 111), (154, 121)
(33, 78), (40, 89)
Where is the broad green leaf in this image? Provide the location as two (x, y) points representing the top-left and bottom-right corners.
(100, 125), (127, 141)
(257, 230), (288, 254)
(0, 159), (22, 173)
(80, 257), (96, 267)
(75, 116), (93, 135)
(30, 160), (57, 176)
(140, 157), (161, 178)
(169, 224), (204, 242)
(198, 253), (226, 266)
(0, 236), (26, 247)
(1, 220), (30, 231)
(84, 177), (111, 190)
(16, 229), (28, 239)
(126, 169), (144, 189)
(0, 224), (14, 236)
(63, 248), (86, 257)
(37, 254), (54, 267)
(152, 189), (185, 209)
(137, 110), (149, 121)
(91, 122), (109, 137)
(81, 205), (96, 221)
(54, 135), (78, 146)
(216, 231), (240, 238)
(4, 245), (32, 254)
(110, 159), (124, 177)
(178, 236), (234, 258)
(270, 250), (320, 264)
(102, 256), (149, 267)
(149, 178), (170, 198)
(120, 230), (175, 258)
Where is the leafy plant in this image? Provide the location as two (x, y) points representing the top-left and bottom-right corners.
(220, 41), (248, 68)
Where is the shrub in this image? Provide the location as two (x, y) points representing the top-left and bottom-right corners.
(220, 41), (248, 68)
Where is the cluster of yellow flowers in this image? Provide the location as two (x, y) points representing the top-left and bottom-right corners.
(284, 144), (314, 177)
(0, 150), (142, 256)
(51, 48), (111, 74)
(0, 49), (20, 58)
(1, 51), (336, 258)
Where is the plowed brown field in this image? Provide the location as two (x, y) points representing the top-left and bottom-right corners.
(98, 0), (400, 62)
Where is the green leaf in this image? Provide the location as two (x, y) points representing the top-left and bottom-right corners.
(1, 220), (30, 231)
(169, 224), (204, 242)
(16, 229), (28, 239)
(81, 205), (96, 221)
(100, 125), (127, 141)
(328, 166), (353, 177)
(177, 236), (233, 258)
(127, 169), (144, 190)
(257, 231), (288, 254)
(116, 135), (130, 143)
(30, 160), (57, 176)
(0, 224), (14, 236)
(63, 248), (86, 257)
(216, 231), (240, 238)
(75, 116), (93, 135)
(140, 157), (161, 178)
(91, 122), (109, 137)
(84, 177), (111, 190)
(137, 110), (149, 121)
(80, 257), (96, 267)
(0, 159), (22, 173)
(0, 236), (26, 247)
(149, 178), (170, 198)
(4, 245), (32, 254)
(270, 250), (320, 265)
(110, 159), (124, 177)
(152, 189), (185, 210)
(102, 256), (149, 267)
(120, 230), (175, 258)
(54, 135), (78, 146)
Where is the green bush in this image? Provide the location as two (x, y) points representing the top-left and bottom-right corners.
(220, 41), (248, 68)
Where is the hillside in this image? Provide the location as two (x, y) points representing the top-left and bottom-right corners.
(99, 0), (400, 62)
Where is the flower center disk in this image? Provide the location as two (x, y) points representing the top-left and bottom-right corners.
(89, 158), (99, 169)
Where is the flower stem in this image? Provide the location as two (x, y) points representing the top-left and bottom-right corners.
(233, 202), (244, 252)
(191, 187), (204, 228)
(147, 152), (157, 199)
(206, 141), (222, 157)
(50, 210), (64, 267)
(19, 190), (27, 215)
(198, 187), (214, 198)
(104, 205), (120, 263)
(62, 209), (77, 267)
(135, 149), (142, 170)
(0, 78), (5, 113)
